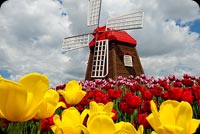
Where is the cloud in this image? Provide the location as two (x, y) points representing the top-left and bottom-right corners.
(0, 0), (200, 86)
(0, 0), (76, 86)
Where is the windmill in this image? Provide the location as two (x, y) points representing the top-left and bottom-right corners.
(62, 0), (144, 80)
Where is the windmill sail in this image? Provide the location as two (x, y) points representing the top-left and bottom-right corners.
(62, 0), (143, 53)
(91, 39), (108, 78)
(62, 34), (90, 52)
(87, 0), (102, 26)
(106, 10), (144, 31)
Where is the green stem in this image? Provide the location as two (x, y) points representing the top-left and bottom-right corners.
(37, 120), (42, 134)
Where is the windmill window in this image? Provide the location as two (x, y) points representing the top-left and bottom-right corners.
(123, 55), (133, 67)
(91, 39), (109, 78)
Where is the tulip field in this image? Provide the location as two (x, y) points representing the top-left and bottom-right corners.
(0, 73), (200, 134)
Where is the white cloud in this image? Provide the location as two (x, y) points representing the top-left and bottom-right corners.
(0, 0), (200, 86)
(0, 0), (77, 86)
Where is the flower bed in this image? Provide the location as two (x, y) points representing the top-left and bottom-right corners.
(0, 73), (200, 134)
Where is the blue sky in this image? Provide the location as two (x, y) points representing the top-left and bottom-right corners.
(191, 19), (200, 33)
(0, 0), (200, 86)
(0, 70), (10, 78)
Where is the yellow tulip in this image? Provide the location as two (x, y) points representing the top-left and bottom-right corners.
(58, 80), (86, 105)
(34, 89), (66, 119)
(51, 107), (83, 134)
(89, 101), (113, 116)
(146, 100), (200, 134)
(81, 114), (143, 134)
(0, 72), (49, 122)
(81, 101), (143, 134)
(115, 122), (144, 134)
(81, 101), (114, 123)
(82, 114), (116, 134)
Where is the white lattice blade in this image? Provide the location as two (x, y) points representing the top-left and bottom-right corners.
(87, 0), (101, 26)
(91, 39), (109, 78)
(62, 34), (89, 52)
(106, 10), (144, 30)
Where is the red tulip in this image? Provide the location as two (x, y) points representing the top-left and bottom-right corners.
(150, 86), (163, 97)
(182, 78), (194, 87)
(126, 95), (142, 109)
(108, 89), (122, 100)
(142, 90), (153, 100)
(119, 102), (134, 114)
(182, 91), (193, 104)
(168, 88), (183, 101)
(41, 115), (55, 131)
(140, 100), (152, 113)
(173, 81), (182, 87)
(137, 113), (151, 129)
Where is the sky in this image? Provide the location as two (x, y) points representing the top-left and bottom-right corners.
(0, 0), (200, 86)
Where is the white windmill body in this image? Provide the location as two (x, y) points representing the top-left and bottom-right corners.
(62, 0), (144, 80)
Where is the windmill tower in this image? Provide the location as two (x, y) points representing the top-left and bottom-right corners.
(62, 0), (144, 80)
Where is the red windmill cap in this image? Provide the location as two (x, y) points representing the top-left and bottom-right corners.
(89, 26), (137, 47)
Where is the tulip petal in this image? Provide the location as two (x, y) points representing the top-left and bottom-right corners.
(103, 102), (114, 114)
(0, 79), (32, 121)
(151, 131), (157, 134)
(147, 100), (161, 131)
(146, 114), (158, 131)
(81, 109), (89, 124)
(65, 80), (82, 91)
(53, 114), (63, 127)
(138, 125), (144, 134)
(159, 100), (179, 125)
(190, 119), (200, 133)
(87, 115), (115, 134)
(115, 121), (138, 134)
(157, 125), (184, 134)
(175, 101), (192, 130)
(73, 91), (86, 104)
(19, 72), (49, 97)
(51, 115), (63, 133)
(19, 73), (49, 116)
(89, 101), (99, 113)
(62, 107), (81, 126)
(34, 90), (66, 119)
(81, 125), (89, 134)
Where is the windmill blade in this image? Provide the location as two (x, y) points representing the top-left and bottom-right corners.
(87, 0), (102, 26)
(106, 10), (144, 31)
(62, 34), (90, 53)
